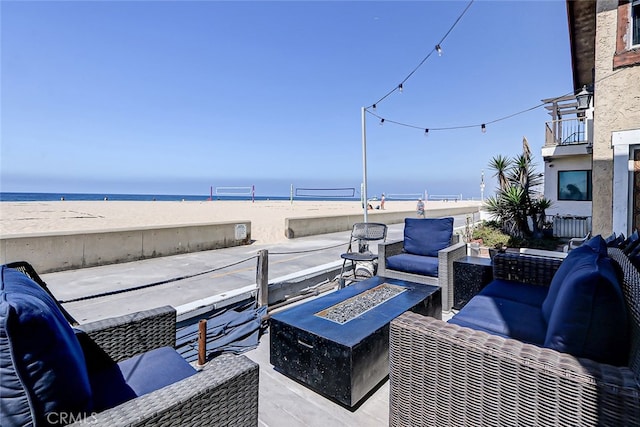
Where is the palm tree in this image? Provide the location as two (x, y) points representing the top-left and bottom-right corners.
(488, 155), (511, 191)
(486, 137), (552, 239)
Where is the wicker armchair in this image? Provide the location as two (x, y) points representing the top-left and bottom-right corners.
(2, 262), (259, 427)
(378, 233), (466, 312)
(389, 248), (640, 427)
(71, 306), (259, 426)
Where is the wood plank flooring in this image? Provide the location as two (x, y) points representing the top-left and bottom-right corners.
(244, 332), (390, 427)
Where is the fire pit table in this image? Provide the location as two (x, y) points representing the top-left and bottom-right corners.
(269, 276), (441, 407)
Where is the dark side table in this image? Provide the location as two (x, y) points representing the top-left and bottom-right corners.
(453, 256), (493, 310)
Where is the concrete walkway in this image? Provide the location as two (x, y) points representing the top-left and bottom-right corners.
(40, 215), (473, 324)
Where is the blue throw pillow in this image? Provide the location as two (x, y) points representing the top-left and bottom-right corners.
(583, 234), (609, 256)
(629, 242), (640, 258)
(0, 266), (93, 425)
(609, 233), (625, 248)
(544, 254), (629, 365)
(403, 217), (453, 257)
(624, 234), (640, 255)
(541, 239), (603, 323)
(620, 230), (639, 253)
(604, 232), (617, 246)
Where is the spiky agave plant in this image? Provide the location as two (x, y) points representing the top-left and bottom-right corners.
(485, 138), (553, 239)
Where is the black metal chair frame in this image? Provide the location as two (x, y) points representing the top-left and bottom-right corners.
(339, 222), (388, 288)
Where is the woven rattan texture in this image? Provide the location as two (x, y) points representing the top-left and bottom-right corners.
(352, 222), (388, 240)
(77, 306), (176, 362)
(492, 252), (563, 286)
(69, 353), (259, 426)
(609, 248), (640, 381)
(389, 249), (640, 427)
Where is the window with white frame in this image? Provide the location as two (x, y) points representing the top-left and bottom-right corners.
(558, 170), (592, 201)
(615, 0), (640, 68)
(633, 0), (640, 46)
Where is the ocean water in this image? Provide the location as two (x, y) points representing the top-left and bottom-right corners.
(0, 192), (364, 202)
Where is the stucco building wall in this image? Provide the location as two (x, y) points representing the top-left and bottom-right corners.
(592, 1), (640, 235)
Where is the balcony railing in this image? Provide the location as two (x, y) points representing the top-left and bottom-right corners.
(546, 214), (592, 238)
(545, 118), (589, 146)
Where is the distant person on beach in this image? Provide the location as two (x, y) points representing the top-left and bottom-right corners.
(416, 198), (425, 218)
(380, 194), (385, 210)
(367, 203), (373, 210)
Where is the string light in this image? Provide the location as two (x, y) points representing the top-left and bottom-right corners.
(367, 0), (474, 109)
(361, 0), (622, 138)
(365, 99), (548, 133)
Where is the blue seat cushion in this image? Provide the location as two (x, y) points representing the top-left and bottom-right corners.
(0, 266), (93, 426)
(544, 254), (629, 365)
(90, 346), (197, 412)
(403, 217), (453, 257)
(478, 279), (549, 308)
(386, 253), (438, 277)
(449, 295), (547, 345)
(541, 236), (605, 323)
(446, 316), (510, 340)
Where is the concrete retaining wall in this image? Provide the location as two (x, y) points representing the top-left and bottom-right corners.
(285, 205), (481, 238)
(0, 221), (251, 273)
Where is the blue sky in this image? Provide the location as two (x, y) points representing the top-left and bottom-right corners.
(1, 0), (573, 199)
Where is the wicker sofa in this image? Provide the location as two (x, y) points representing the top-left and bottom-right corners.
(389, 246), (640, 426)
(378, 217), (467, 311)
(0, 264), (259, 427)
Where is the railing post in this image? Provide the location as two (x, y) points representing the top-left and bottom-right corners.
(197, 319), (207, 367)
(257, 249), (269, 307)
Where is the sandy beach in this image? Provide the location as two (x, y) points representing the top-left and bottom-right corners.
(0, 199), (469, 244)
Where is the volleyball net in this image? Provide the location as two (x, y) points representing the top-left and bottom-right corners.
(213, 186), (255, 201)
(293, 187), (356, 199)
(427, 194), (462, 201)
(385, 193), (423, 201)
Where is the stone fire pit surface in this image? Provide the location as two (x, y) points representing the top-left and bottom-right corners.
(270, 276), (440, 347)
(269, 276), (441, 407)
(315, 283), (406, 324)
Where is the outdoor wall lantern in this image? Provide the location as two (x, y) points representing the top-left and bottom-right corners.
(576, 85), (593, 110)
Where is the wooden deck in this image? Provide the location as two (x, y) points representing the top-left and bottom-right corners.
(244, 328), (390, 427)
(243, 288), (454, 427)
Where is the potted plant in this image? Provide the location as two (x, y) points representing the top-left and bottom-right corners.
(488, 243), (507, 260)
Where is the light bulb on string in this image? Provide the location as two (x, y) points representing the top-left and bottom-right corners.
(481, 124), (486, 133)
(398, 83), (403, 93)
(435, 45), (442, 56)
(424, 129), (429, 137)
(372, 104), (377, 111)
(380, 118), (385, 126)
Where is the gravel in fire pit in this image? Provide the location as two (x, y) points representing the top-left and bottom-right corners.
(315, 283), (406, 324)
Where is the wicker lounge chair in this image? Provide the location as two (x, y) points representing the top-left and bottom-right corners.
(378, 217), (466, 311)
(388, 247), (640, 426)
(1, 263), (259, 427)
